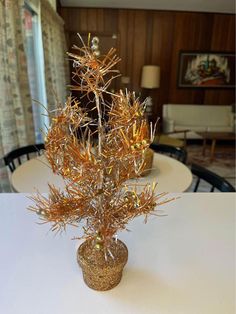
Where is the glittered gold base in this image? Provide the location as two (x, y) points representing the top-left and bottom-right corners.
(77, 239), (128, 291)
(141, 148), (154, 176)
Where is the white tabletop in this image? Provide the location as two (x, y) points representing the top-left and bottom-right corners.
(0, 193), (235, 314)
(11, 153), (192, 193)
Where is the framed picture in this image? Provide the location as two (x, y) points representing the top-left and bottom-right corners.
(178, 51), (235, 88)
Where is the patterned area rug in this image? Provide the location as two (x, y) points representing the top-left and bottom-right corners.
(186, 144), (235, 192)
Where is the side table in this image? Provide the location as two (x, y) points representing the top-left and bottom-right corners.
(196, 132), (235, 162)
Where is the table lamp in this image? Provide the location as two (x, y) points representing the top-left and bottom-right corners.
(141, 65), (160, 118)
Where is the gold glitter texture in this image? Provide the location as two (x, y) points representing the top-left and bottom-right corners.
(77, 239), (128, 291)
(141, 148), (154, 177)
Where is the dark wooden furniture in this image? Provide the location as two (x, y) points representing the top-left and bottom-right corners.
(196, 132), (235, 162)
(4, 144), (45, 173)
(150, 143), (187, 164)
(191, 163), (235, 192)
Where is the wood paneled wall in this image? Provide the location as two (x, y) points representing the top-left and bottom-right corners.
(60, 7), (235, 120)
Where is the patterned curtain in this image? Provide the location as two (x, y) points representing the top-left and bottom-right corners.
(0, 0), (35, 191)
(41, 0), (69, 113)
(47, 0), (56, 10)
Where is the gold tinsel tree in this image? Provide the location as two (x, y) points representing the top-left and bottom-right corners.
(29, 34), (172, 251)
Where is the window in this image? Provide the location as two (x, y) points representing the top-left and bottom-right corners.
(24, 2), (48, 143)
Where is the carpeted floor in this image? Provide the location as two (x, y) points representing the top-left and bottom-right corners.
(186, 144), (235, 192)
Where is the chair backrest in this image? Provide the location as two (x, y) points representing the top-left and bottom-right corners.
(191, 163), (235, 192)
(150, 143), (187, 164)
(4, 144), (45, 173)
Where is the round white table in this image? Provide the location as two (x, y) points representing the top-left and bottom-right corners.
(11, 153), (192, 193)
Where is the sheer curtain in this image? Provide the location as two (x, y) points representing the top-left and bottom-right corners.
(0, 0), (35, 191)
(41, 0), (69, 113)
(0, 0), (69, 191)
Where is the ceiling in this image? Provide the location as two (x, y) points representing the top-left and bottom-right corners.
(60, 0), (235, 14)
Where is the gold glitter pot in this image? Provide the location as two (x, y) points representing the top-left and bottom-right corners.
(77, 239), (128, 291)
(141, 148), (154, 176)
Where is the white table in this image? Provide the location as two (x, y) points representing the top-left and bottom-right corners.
(0, 193), (235, 314)
(11, 153), (192, 193)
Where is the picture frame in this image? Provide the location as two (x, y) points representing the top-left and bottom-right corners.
(178, 51), (235, 88)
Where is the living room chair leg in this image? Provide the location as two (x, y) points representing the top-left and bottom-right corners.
(183, 131), (187, 148)
(210, 139), (216, 162)
(194, 178), (201, 192)
(202, 138), (207, 156)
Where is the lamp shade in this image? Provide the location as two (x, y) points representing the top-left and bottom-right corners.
(141, 65), (160, 89)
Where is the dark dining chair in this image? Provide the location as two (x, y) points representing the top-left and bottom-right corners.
(191, 163), (235, 192)
(4, 143), (45, 173)
(150, 143), (188, 164)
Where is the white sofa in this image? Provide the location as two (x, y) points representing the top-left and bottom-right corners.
(162, 104), (234, 139)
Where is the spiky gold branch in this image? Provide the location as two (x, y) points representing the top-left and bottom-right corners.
(29, 34), (174, 249)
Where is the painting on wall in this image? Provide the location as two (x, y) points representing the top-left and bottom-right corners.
(178, 52), (235, 88)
